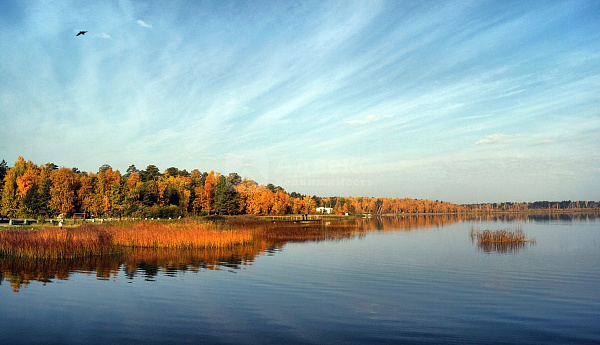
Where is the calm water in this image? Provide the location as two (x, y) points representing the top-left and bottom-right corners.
(1, 214), (599, 344)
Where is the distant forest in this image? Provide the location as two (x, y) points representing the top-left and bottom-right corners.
(0, 157), (598, 219)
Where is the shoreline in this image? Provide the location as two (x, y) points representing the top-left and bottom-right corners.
(2, 209), (599, 228)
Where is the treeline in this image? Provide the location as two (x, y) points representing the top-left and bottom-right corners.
(0, 157), (463, 219)
(1, 157), (596, 219)
(463, 201), (600, 212)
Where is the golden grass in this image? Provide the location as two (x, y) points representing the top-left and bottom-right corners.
(0, 227), (114, 259)
(0, 219), (255, 259)
(105, 221), (254, 249)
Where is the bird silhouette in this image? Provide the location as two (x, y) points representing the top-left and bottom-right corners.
(76, 31), (87, 36)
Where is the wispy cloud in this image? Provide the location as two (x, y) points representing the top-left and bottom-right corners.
(99, 33), (112, 39)
(137, 20), (152, 28)
(346, 114), (394, 125)
(476, 134), (518, 145)
(347, 115), (377, 125)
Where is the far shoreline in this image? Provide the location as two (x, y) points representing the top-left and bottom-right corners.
(2, 209), (599, 229)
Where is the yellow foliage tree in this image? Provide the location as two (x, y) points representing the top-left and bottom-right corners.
(203, 171), (218, 214)
(78, 173), (98, 216)
(49, 167), (80, 215)
(16, 165), (40, 198)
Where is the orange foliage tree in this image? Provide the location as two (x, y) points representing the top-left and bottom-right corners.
(49, 168), (80, 215)
(95, 168), (122, 216)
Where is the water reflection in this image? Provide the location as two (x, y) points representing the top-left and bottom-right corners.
(474, 239), (532, 254)
(1, 213), (598, 291)
(464, 212), (599, 223)
(0, 244), (268, 292)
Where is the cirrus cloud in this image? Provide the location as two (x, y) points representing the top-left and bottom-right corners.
(137, 20), (152, 28)
(347, 115), (377, 125)
(475, 134), (519, 145)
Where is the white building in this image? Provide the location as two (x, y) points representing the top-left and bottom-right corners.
(316, 207), (333, 214)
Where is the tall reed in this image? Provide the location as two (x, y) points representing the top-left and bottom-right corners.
(104, 221), (254, 249)
(0, 220), (256, 259)
(470, 225), (535, 244)
(0, 227), (114, 259)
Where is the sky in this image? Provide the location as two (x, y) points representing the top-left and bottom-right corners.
(1, 0), (599, 204)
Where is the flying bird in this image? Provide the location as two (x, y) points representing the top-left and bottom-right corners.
(76, 31), (87, 36)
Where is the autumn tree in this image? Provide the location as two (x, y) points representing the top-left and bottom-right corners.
(235, 180), (275, 215)
(202, 171), (218, 214)
(1, 163), (20, 217)
(256, 188), (273, 215)
(16, 161), (42, 216)
(189, 169), (205, 214)
(271, 189), (290, 215)
(234, 178), (254, 214)
(95, 168), (122, 216)
(78, 173), (99, 216)
(49, 167), (80, 215)
(0, 157), (43, 217)
(300, 195), (316, 214)
(123, 172), (143, 215)
(291, 197), (303, 214)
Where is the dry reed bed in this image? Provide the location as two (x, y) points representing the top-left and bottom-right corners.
(0, 220), (255, 259)
(106, 221), (254, 249)
(0, 227), (114, 259)
(470, 225), (536, 244)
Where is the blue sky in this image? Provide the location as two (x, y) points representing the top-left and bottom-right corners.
(1, 0), (599, 204)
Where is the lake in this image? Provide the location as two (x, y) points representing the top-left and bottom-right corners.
(1, 214), (599, 344)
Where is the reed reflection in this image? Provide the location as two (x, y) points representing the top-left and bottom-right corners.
(476, 241), (530, 254)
